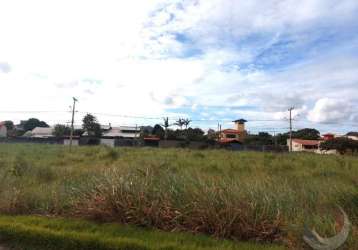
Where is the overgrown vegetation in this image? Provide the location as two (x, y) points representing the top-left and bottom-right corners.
(0, 144), (357, 249)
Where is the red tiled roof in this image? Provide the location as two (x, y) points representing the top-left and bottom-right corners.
(222, 129), (244, 134)
(144, 136), (160, 141)
(292, 139), (320, 146)
(218, 138), (241, 144)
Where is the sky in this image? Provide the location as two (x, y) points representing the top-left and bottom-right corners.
(0, 0), (358, 134)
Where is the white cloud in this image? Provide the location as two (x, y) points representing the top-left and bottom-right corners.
(308, 98), (352, 123)
(0, 0), (357, 133)
(0, 62), (11, 73)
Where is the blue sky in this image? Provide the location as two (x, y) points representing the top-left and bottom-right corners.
(0, 0), (357, 134)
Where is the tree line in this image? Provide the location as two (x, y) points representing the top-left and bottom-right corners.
(2, 115), (358, 153)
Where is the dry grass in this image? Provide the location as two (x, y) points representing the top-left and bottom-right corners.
(0, 144), (357, 249)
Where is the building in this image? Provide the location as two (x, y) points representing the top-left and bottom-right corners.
(100, 126), (141, 147)
(219, 119), (247, 144)
(287, 138), (320, 152)
(0, 122), (7, 138)
(346, 135), (358, 141)
(143, 136), (160, 147)
(102, 126), (140, 139)
(63, 137), (80, 146)
(30, 127), (54, 138)
(322, 133), (335, 141)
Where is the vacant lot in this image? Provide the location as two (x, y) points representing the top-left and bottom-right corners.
(0, 144), (357, 249)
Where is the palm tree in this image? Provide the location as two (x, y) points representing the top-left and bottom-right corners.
(162, 117), (170, 140)
(182, 118), (191, 141)
(174, 118), (185, 130)
(182, 118), (191, 129)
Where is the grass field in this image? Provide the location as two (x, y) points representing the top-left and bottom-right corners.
(0, 215), (283, 250)
(0, 144), (357, 249)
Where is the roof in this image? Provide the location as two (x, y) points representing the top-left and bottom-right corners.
(232, 119), (247, 123)
(222, 129), (245, 134)
(218, 138), (241, 144)
(144, 136), (160, 141)
(102, 127), (139, 138)
(0, 122), (6, 128)
(323, 133), (335, 136)
(31, 127), (53, 135)
(292, 139), (320, 146)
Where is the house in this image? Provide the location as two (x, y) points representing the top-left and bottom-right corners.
(100, 126), (141, 147)
(346, 135), (358, 141)
(102, 126), (140, 139)
(63, 136), (80, 146)
(287, 138), (320, 152)
(0, 122), (7, 138)
(218, 119), (247, 144)
(30, 127), (54, 138)
(322, 133), (335, 141)
(143, 136), (160, 147)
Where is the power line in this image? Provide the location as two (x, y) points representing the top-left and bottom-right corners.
(1, 109), (357, 127)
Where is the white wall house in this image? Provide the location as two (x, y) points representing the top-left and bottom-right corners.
(103, 126), (140, 138)
(31, 127), (54, 138)
(63, 139), (79, 146)
(100, 126), (140, 147)
(346, 135), (358, 141)
(0, 122), (7, 138)
(287, 139), (320, 152)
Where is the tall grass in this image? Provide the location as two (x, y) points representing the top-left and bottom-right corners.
(0, 144), (357, 248)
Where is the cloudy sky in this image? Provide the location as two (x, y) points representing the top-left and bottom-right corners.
(1, 0), (357, 133)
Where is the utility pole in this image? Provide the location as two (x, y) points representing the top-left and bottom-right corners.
(288, 107), (294, 152)
(135, 124), (138, 147)
(217, 122), (220, 141)
(69, 97), (78, 151)
(273, 130), (278, 147)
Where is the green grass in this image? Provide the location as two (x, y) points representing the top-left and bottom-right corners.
(0, 144), (357, 249)
(0, 215), (283, 250)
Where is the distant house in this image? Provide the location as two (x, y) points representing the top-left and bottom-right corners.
(287, 139), (320, 152)
(31, 127), (54, 138)
(322, 133), (358, 141)
(346, 135), (358, 141)
(63, 136), (80, 146)
(143, 136), (160, 147)
(102, 126), (140, 139)
(322, 133), (335, 141)
(100, 126), (141, 147)
(0, 122), (7, 138)
(218, 119), (247, 144)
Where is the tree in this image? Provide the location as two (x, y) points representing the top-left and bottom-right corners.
(53, 124), (71, 137)
(320, 137), (358, 154)
(174, 118), (185, 130)
(207, 129), (217, 139)
(152, 124), (165, 139)
(186, 128), (205, 141)
(23, 118), (49, 131)
(4, 121), (14, 131)
(274, 133), (289, 145)
(140, 126), (153, 138)
(82, 114), (102, 137)
(293, 128), (320, 140)
(182, 118), (191, 129)
(162, 117), (171, 140)
(245, 132), (274, 146)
